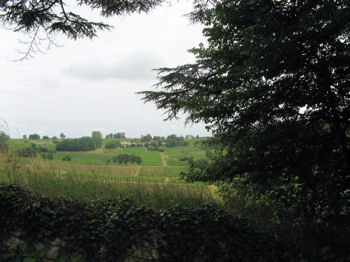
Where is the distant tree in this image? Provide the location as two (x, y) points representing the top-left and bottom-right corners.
(135, 156), (142, 165)
(56, 137), (96, 151)
(105, 140), (121, 149)
(141, 134), (152, 142)
(29, 133), (40, 140)
(22, 134), (27, 139)
(105, 133), (114, 139)
(111, 154), (142, 164)
(114, 132), (126, 139)
(92, 131), (103, 148)
(59, 133), (66, 139)
(153, 136), (163, 142)
(166, 134), (188, 147)
(52, 136), (58, 139)
(42, 135), (49, 139)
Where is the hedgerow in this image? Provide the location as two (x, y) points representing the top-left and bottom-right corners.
(0, 184), (287, 261)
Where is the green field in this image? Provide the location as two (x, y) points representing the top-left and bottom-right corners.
(4, 138), (209, 193)
(0, 138), (216, 210)
(7, 138), (207, 169)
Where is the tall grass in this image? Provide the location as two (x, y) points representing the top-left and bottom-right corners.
(0, 152), (219, 211)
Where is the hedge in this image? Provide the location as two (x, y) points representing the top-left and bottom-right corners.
(0, 184), (287, 261)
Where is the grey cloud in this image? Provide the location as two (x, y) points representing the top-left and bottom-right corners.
(63, 52), (164, 81)
(38, 77), (61, 89)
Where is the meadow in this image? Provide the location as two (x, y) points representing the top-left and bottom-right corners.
(1, 137), (217, 211)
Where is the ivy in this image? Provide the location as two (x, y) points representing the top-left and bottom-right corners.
(0, 184), (286, 261)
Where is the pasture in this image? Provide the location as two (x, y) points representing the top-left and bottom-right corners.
(1, 138), (215, 210)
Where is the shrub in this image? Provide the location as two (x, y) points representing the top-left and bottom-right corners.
(47, 153), (54, 160)
(62, 155), (71, 161)
(0, 184), (286, 262)
(16, 147), (37, 158)
(105, 141), (121, 149)
(110, 154), (142, 165)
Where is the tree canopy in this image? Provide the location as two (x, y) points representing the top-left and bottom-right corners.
(0, 0), (162, 58)
(140, 0), (350, 221)
(28, 133), (40, 139)
(0, 0), (162, 38)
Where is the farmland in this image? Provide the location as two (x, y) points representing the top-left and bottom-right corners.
(1, 137), (216, 210)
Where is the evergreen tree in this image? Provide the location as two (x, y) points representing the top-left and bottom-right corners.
(0, 0), (162, 57)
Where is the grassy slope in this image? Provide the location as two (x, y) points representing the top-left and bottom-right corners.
(7, 138), (208, 173)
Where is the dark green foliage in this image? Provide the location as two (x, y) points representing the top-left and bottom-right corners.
(0, 184), (285, 262)
(141, 0), (350, 226)
(141, 134), (152, 142)
(47, 153), (54, 160)
(104, 140), (121, 149)
(166, 134), (189, 147)
(41, 153), (54, 160)
(106, 132), (126, 139)
(0, 0), (162, 45)
(113, 132), (126, 139)
(28, 134), (40, 140)
(147, 145), (164, 152)
(110, 154), (142, 165)
(16, 147), (37, 158)
(157, 205), (285, 262)
(62, 155), (71, 161)
(56, 137), (96, 151)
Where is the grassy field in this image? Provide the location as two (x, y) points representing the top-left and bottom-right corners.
(7, 138), (206, 168)
(1, 138), (215, 210)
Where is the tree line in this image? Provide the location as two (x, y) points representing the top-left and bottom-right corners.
(107, 154), (142, 165)
(56, 132), (102, 151)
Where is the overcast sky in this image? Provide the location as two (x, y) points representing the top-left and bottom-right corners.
(0, 1), (211, 138)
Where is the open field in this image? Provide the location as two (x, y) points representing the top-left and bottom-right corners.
(2, 138), (213, 210)
(0, 155), (217, 211)
(7, 138), (206, 168)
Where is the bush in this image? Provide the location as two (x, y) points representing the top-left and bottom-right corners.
(0, 184), (286, 262)
(47, 153), (54, 160)
(41, 153), (54, 160)
(110, 154), (142, 165)
(62, 155), (71, 161)
(16, 147), (37, 158)
(105, 141), (121, 149)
